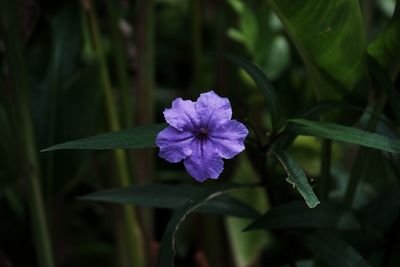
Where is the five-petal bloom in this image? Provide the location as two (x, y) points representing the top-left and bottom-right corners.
(156, 91), (249, 182)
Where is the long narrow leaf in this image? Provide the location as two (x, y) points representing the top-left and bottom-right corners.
(244, 201), (359, 231)
(220, 52), (281, 131)
(42, 123), (166, 151)
(80, 184), (259, 218)
(289, 119), (400, 153)
(304, 230), (371, 267)
(272, 149), (320, 208)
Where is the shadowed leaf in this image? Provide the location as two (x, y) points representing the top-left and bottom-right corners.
(368, 1), (400, 73)
(304, 230), (371, 267)
(80, 184), (259, 218)
(220, 52), (281, 131)
(244, 201), (359, 231)
(42, 123), (167, 151)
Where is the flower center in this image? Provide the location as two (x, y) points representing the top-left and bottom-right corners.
(197, 127), (209, 139)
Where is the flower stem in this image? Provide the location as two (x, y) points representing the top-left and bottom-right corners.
(83, 2), (146, 267)
(318, 139), (331, 201)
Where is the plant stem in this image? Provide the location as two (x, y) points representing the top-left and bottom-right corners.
(84, 2), (146, 267)
(135, 1), (156, 264)
(0, 1), (55, 265)
(318, 139), (331, 201)
(344, 94), (387, 205)
(106, 1), (133, 128)
(192, 0), (203, 95)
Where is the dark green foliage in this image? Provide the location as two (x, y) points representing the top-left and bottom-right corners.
(1, 0), (400, 267)
(80, 184), (259, 218)
(244, 201), (359, 231)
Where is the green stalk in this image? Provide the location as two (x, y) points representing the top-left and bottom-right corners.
(0, 2), (55, 266)
(318, 139), (331, 201)
(135, 1), (155, 263)
(46, 24), (64, 204)
(344, 95), (387, 205)
(192, 0), (203, 95)
(106, 1), (133, 128)
(135, 0), (155, 128)
(84, 3), (145, 267)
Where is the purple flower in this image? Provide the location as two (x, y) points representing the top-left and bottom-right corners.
(156, 91), (249, 182)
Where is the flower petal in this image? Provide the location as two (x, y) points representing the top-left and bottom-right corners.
(163, 98), (199, 131)
(195, 91), (232, 127)
(209, 120), (249, 159)
(183, 138), (224, 182)
(156, 126), (195, 163)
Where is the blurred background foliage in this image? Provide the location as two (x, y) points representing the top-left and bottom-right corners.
(0, 0), (399, 267)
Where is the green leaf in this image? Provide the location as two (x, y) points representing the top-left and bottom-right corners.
(220, 52), (281, 131)
(41, 123), (167, 151)
(155, 184), (252, 267)
(368, 0), (400, 73)
(304, 230), (371, 267)
(289, 119), (400, 153)
(272, 149), (320, 208)
(267, 0), (367, 108)
(244, 201), (359, 231)
(273, 101), (361, 149)
(80, 184), (259, 219)
(226, 0), (258, 53)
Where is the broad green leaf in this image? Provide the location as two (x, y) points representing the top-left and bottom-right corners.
(368, 0), (400, 73)
(304, 230), (371, 267)
(289, 119), (400, 153)
(272, 149), (320, 208)
(244, 201), (359, 231)
(42, 123), (166, 151)
(80, 184), (259, 219)
(220, 52), (281, 131)
(155, 184), (252, 267)
(267, 0), (367, 104)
